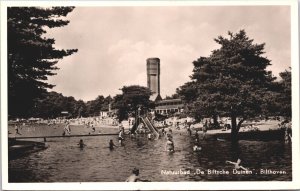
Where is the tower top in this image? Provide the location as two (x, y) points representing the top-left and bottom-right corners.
(146, 57), (160, 62)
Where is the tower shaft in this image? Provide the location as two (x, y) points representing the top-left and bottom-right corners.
(146, 58), (160, 97)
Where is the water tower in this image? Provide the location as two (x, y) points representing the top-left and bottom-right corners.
(146, 58), (161, 100)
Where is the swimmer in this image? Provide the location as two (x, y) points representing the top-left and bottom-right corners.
(109, 139), (118, 150)
(193, 144), (202, 152)
(78, 139), (86, 149)
(195, 130), (200, 143)
(187, 126), (192, 136)
(125, 168), (149, 182)
(203, 120), (208, 139)
(226, 159), (248, 171)
(165, 137), (175, 152)
(130, 132), (136, 139)
(166, 132), (173, 140)
(161, 128), (166, 135)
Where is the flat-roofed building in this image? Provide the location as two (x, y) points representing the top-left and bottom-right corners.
(154, 98), (184, 115)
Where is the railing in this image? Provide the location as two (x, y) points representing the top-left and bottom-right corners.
(11, 133), (119, 140)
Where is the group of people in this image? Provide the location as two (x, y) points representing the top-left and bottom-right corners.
(161, 123), (205, 153)
(75, 119), (252, 182)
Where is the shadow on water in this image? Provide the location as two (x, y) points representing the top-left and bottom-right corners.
(8, 128), (292, 182)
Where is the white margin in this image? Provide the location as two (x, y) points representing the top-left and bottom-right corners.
(1, 0), (299, 190)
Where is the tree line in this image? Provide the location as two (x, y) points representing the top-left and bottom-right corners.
(29, 91), (112, 119)
(26, 85), (153, 120)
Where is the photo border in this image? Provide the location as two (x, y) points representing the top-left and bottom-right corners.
(1, 0), (299, 190)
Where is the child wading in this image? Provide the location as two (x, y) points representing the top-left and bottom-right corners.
(78, 139), (86, 149)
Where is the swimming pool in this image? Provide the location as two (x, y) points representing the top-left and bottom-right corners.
(8, 125), (292, 182)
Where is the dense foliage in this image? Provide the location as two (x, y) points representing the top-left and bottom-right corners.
(113, 85), (154, 122)
(30, 91), (112, 119)
(177, 30), (290, 142)
(8, 7), (77, 117)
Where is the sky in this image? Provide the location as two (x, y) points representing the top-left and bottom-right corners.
(46, 6), (291, 101)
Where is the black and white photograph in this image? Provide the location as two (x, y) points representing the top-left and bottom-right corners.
(1, 0), (299, 190)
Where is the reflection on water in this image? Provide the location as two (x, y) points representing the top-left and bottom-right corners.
(9, 129), (292, 182)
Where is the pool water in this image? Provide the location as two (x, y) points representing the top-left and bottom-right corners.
(8, 126), (292, 182)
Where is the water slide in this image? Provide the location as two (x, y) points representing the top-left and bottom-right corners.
(130, 116), (160, 139)
(141, 117), (160, 139)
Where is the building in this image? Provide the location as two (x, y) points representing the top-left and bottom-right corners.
(146, 58), (162, 101)
(99, 103), (116, 118)
(154, 98), (184, 115)
(147, 57), (183, 116)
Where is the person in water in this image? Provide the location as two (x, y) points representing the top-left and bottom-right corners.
(161, 128), (166, 135)
(193, 143), (202, 152)
(125, 168), (140, 182)
(125, 168), (149, 182)
(187, 125), (192, 136)
(202, 120), (208, 140)
(226, 158), (248, 170)
(109, 139), (118, 150)
(64, 122), (71, 135)
(14, 124), (22, 135)
(195, 130), (200, 143)
(78, 139), (86, 149)
(165, 137), (175, 152)
(118, 130), (124, 145)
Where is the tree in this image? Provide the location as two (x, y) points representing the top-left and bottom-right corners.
(112, 85), (153, 122)
(278, 69), (291, 117)
(165, 93), (180, 100)
(86, 96), (105, 116)
(178, 30), (276, 142)
(8, 7), (77, 118)
(32, 91), (79, 119)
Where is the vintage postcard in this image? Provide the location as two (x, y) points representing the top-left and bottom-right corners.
(1, 0), (299, 190)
